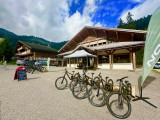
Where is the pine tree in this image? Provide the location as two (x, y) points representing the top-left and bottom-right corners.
(117, 18), (124, 28)
(0, 36), (14, 62)
(126, 12), (134, 24)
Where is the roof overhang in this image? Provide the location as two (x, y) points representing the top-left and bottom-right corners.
(59, 26), (147, 53)
(58, 41), (145, 56)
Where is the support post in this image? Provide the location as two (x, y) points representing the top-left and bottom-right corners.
(109, 55), (113, 69)
(133, 52), (136, 70)
(97, 55), (99, 68)
(69, 58), (71, 67)
(62, 57), (64, 67)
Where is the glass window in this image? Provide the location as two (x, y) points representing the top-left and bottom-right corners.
(98, 43), (102, 45)
(94, 44), (97, 46)
(108, 39), (112, 43)
(103, 42), (106, 45)
(70, 58), (74, 64)
(99, 56), (109, 63)
(113, 54), (130, 63)
(90, 44), (94, 47)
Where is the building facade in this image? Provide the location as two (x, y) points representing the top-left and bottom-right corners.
(58, 26), (147, 70)
(15, 41), (58, 61)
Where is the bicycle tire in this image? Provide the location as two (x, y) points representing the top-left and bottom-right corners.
(69, 80), (77, 91)
(55, 77), (68, 90)
(106, 92), (131, 119)
(88, 85), (106, 107)
(72, 82), (87, 99)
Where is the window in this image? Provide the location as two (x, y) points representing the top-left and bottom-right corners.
(90, 44), (94, 47)
(98, 43), (102, 45)
(99, 56), (109, 63)
(70, 58), (75, 64)
(94, 44), (97, 46)
(108, 39), (112, 43)
(103, 42), (106, 45)
(113, 54), (130, 63)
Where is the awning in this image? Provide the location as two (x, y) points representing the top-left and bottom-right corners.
(64, 50), (97, 58)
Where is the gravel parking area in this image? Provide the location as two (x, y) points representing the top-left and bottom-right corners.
(0, 65), (160, 120)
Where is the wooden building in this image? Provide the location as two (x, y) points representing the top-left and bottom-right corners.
(58, 26), (147, 70)
(15, 41), (58, 61)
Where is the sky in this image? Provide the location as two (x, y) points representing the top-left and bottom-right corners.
(0, 0), (160, 42)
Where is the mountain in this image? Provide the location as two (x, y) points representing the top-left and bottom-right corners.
(0, 28), (68, 50)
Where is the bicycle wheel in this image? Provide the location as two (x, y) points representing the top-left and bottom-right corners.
(72, 82), (87, 99)
(106, 92), (131, 119)
(55, 77), (68, 90)
(88, 86), (106, 107)
(69, 80), (77, 91)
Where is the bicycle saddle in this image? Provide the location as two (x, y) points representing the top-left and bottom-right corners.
(91, 73), (95, 75)
(105, 76), (109, 80)
(72, 71), (75, 73)
(125, 80), (129, 84)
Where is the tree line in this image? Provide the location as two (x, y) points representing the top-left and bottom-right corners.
(117, 12), (152, 65)
(0, 36), (14, 62)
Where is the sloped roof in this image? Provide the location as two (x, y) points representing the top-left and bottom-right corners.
(58, 41), (145, 56)
(59, 26), (147, 53)
(18, 41), (58, 53)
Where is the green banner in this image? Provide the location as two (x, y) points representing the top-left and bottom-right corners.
(141, 7), (160, 86)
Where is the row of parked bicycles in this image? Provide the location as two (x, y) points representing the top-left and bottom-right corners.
(55, 68), (134, 119)
(24, 62), (46, 74)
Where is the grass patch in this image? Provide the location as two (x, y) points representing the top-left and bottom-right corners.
(152, 69), (160, 74)
(0, 60), (16, 65)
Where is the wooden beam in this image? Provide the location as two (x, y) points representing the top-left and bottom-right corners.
(67, 45), (72, 50)
(131, 33), (134, 41)
(109, 55), (113, 69)
(72, 40), (77, 46)
(144, 35), (146, 41)
(93, 29), (98, 37)
(132, 52), (136, 70)
(105, 50), (115, 55)
(79, 35), (83, 41)
(116, 32), (119, 41)
(104, 30), (108, 44)
(85, 28), (90, 36)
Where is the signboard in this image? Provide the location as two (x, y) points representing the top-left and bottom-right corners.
(14, 67), (27, 81)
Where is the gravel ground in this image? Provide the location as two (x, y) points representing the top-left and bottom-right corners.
(0, 65), (160, 120)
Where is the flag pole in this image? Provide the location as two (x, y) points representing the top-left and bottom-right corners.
(132, 85), (157, 108)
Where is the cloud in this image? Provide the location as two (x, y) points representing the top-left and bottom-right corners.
(0, 0), (103, 42)
(120, 0), (160, 22)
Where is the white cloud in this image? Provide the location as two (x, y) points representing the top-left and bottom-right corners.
(0, 0), (102, 42)
(120, 0), (160, 22)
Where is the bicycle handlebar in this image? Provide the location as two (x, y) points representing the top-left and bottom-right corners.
(116, 76), (128, 82)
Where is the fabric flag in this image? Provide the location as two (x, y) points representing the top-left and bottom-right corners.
(47, 57), (50, 71)
(141, 7), (160, 86)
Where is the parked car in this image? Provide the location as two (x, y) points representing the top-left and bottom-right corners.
(36, 61), (47, 66)
(16, 59), (29, 66)
(154, 62), (160, 69)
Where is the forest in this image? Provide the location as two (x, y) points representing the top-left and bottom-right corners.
(117, 13), (152, 65)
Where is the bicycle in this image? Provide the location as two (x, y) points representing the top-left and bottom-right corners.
(106, 76), (132, 119)
(72, 70), (97, 99)
(88, 73), (114, 107)
(55, 69), (79, 90)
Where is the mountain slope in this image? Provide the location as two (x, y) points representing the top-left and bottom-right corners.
(0, 28), (68, 50)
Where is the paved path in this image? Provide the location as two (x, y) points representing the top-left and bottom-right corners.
(0, 65), (160, 120)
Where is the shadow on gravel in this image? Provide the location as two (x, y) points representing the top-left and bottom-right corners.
(27, 77), (41, 80)
(138, 76), (156, 93)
